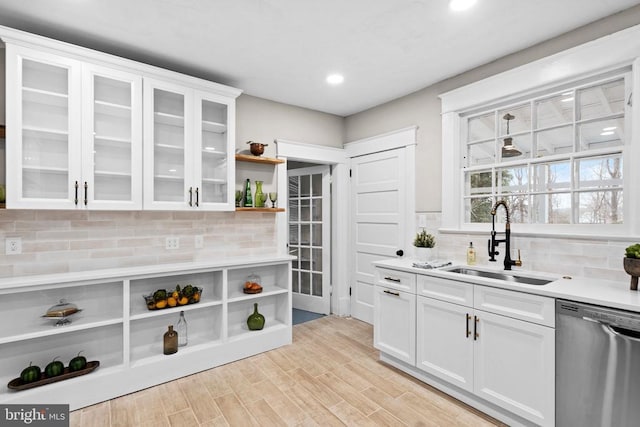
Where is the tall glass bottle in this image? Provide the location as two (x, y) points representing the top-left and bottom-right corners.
(254, 180), (265, 207)
(177, 311), (188, 346)
(244, 178), (253, 207)
(163, 325), (178, 355)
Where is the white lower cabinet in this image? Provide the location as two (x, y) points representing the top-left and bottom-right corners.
(473, 310), (555, 426)
(375, 266), (556, 427)
(0, 257), (292, 410)
(416, 295), (473, 392)
(373, 285), (416, 365)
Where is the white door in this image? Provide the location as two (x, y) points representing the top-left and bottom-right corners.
(350, 148), (408, 323)
(416, 296), (474, 392)
(288, 166), (331, 314)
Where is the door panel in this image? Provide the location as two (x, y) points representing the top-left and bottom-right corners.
(288, 166), (331, 314)
(351, 148), (407, 323)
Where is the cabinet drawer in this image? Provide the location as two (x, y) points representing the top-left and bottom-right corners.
(417, 275), (473, 307)
(375, 267), (416, 293)
(474, 286), (555, 327)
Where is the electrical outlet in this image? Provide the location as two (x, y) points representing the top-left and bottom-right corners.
(165, 237), (179, 250)
(194, 235), (204, 249)
(6, 238), (22, 255)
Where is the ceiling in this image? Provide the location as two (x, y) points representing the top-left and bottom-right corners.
(0, 0), (638, 117)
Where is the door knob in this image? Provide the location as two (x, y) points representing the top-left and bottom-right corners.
(396, 249), (404, 257)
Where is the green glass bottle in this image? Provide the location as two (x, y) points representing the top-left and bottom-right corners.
(247, 303), (265, 330)
(254, 180), (265, 207)
(244, 178), (253, 207)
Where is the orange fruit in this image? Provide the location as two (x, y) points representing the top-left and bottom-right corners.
(167, 297), (177, 307)
(192, 293), (200, 302)
(178, 296), (189, 305)
(155, 300), (167, 309)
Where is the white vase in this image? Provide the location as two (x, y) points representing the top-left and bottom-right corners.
(415, 247), (434, 261)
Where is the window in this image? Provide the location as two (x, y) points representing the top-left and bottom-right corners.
(462, 74), (628, 227)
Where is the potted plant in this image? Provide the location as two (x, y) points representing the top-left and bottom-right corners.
(414, 229), (436, 261)
(624, 243), (640, 290)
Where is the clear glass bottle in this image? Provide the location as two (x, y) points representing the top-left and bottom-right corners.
(467, 242), (476, 265)
(244, 178), (253, 207)
(177, 311), (188, 347)
(163, 325), (178, 355)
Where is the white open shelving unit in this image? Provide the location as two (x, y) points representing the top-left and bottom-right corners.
(0, 256), (292, 410)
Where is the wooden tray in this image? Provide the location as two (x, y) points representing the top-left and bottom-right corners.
(8, 361), (100, 391)
(243, 288), (263, 294)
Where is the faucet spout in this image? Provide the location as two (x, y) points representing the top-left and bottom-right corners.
(488, 200), (521, 270)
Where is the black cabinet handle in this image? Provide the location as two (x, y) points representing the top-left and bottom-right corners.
(384, 277), (401, 283)
(466, 313), (471, 338)
(383, 290), (400, 297)
(74, 181), (79, 205)
(188, 187), (193, 207)
(84, 182), (88, 206)
(195, 187), (199, 207)
(474, 316), (479, 340)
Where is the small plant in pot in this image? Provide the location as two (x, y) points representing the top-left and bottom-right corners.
(414, 230), (436, 261)
(624, 243), (640, 290)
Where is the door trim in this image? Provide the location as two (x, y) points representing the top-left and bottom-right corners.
(275, 139), (350, 316)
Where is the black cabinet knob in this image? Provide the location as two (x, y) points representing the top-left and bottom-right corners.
(396, 249), (404, 257)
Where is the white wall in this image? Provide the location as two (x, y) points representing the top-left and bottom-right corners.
(345, 5), (640, 213)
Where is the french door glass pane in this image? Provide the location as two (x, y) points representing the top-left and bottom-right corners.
(467, 140), (495, 166)
(533, 162), (571, 192)
(468, 171), (493, 196)
(153, 89), (185, 202)
(535, 93), (573, 129)
(577, 118), (624, 151)
(577, 155), (623, 189)
(466, 196), (494, 223)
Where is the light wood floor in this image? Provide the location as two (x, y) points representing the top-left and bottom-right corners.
(71, 316), (506, 426)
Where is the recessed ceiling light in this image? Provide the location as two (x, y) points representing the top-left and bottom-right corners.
(326, 74), (344, 85)
(600, 131), (615, 136)
(602, 126), (617, 131)
(561, 97), (574, 103)
(449, 0), (477, 12)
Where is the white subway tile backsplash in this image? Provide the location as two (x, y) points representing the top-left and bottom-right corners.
(0, 210), (279, 278)
(418, 212), (639, 283)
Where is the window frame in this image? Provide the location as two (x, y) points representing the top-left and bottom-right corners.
(439, 25), (640, 238)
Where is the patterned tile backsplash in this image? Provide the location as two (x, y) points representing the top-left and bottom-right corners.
(0, 210), (277, 278)
(416, 212), (634, 283)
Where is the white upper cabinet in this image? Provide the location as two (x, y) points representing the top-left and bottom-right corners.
(5, 44), (143, 209)
(2, 26), (241, 211)
(143, 79), (235, 211)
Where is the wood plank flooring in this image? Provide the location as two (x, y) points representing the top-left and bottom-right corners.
(71, 316), (506, 426)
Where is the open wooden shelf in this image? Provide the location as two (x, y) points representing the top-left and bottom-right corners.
(235, 154), (284, 165)
(236, 207), (285, 212)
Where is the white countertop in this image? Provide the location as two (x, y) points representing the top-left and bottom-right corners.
(0, 254), (296, 290)
(374, 258), (640, 313)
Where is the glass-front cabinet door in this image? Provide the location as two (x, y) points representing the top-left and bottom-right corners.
(82, 65), (142, 209)
(194, 91), (234, 209)
(144, 79), (234, 210)
(143, 79), (192, 210)
(5, 44), (83, 209)
(5, 44), (143, 210)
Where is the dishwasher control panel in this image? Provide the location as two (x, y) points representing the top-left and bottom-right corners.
(557, 300), (640, 332)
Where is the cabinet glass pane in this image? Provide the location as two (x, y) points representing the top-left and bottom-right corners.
(21, 59), (70, 199)
(93, 75), (134, 201)
(153, 89), (185, 202)
(200, 99), (228, 204)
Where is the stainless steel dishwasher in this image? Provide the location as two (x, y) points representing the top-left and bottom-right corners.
(556, 299), (640, 427)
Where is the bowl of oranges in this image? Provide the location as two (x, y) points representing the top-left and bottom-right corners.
(144, 284), (202, 310)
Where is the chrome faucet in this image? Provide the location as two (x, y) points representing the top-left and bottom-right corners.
(488, 200), (522, 271)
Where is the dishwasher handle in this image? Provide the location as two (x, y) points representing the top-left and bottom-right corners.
(605, 324), (640, 342)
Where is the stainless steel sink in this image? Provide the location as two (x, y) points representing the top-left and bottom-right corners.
(443, 267), (554, 286)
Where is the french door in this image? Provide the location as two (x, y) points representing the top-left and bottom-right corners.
(288, 165), (331, 315)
